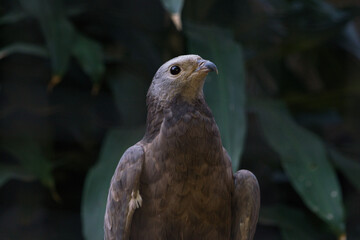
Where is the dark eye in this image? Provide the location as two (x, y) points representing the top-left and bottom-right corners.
(170, 65), (181, 75)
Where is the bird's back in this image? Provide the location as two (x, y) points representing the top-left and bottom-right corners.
(130, 96), (233, 240)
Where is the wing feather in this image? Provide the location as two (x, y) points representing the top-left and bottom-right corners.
(104, 144), (145, 240)
(231, 170), (260, 240)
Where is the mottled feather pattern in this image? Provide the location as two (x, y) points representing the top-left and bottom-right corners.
(104, 55), (260, 240)
(129, 96), (233, 240)
(104, 145), (144, 240)
(231, 170), (260, 240)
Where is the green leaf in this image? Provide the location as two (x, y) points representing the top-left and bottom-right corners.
(20, 0), (75, 75)
(0, 11), (27, 25)
(81, 127), (144, 240)
(160, 0), (184, 30)
(0, 42), (48, 59)
(19, 0), (105, 84)
(260, 205), (331, 240)
(338, 21), (360, 60)
(0, 6), (85, 26)
(186, 23), (246, 171)
(0, 164), (34, 188)
(160, 0), (184, 14)
(72, 33), (105, 83)
(252, 99), (345, 235)
(329, 148), (360, 191)
(0, 139), (54, 190)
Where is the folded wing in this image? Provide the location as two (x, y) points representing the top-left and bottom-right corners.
(231, 169), (260, 240)
(104, 144), (145, 240)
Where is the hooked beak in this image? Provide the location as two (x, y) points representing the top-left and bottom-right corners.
(197, 59), (218, 74)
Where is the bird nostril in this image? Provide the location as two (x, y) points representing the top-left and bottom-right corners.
(196, 60), (218, 74)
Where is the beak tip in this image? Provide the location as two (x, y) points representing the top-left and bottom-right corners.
(204, 60), (218, 75)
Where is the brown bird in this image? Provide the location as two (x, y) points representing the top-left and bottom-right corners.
(104, 55), (260, 240)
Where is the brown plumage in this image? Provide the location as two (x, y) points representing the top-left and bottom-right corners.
(104, 55), (260, 240)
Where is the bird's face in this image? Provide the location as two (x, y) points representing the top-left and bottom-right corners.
(149, 55), (217, 102)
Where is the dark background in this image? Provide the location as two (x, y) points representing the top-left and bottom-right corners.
(0, 0), (360, 239)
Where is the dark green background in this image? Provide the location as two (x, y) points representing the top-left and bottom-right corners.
(1, 0), (360, 239)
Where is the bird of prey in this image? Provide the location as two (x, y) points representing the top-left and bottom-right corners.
(104, 55), (260, 240)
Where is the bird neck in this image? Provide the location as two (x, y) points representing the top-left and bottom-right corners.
(143, 94), (165, 142)
(142, 94), (211, 143)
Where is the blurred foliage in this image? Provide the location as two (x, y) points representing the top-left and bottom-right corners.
(186, 23), (247, 171)
(253, 99), (345, 234)
(260, 205), (333, 240)
(160, 0), (184, 30)
(329, 148), (360, 192)
(1, 0), (360, 239)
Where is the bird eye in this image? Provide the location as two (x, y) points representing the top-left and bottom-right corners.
(170, 65), (181, 75)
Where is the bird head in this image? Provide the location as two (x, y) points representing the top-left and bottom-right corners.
(148, 55), (218, 103)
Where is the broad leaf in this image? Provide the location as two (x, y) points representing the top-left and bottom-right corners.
(253, 99), (345, 236)
(81, 127), (144, 240)
(20, 0), (75, 76)
(0, 11), (27, 25)
(186, 23), (246, 171)
(0, 42), (48, 59)
(338, 21), (360, 60)
(0, 164), (34, 188)
(260, 205), (331, 240)
(19, 0), (105, 88)
(72, 33), (105, 84)
(0, 139), (55, 190)
(160, 0), (184, 30)
(160, 0), (184, 13)
(329, 148), (360, 191)
(0, 6), (86, 26)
